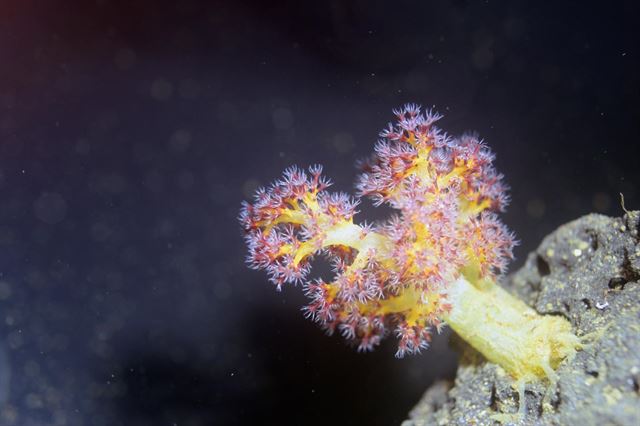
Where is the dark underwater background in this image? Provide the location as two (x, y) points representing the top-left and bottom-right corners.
(1, 1), (639, 425)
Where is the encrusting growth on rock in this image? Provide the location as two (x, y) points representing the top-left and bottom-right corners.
(240, 105), (585, 412)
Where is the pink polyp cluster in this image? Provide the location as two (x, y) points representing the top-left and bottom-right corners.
(240, 165), (357, 288)
(357, 105), (509, 211)
(240, 104), (517, 357)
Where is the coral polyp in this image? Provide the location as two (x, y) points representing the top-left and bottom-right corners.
(240, 104), (516, 357)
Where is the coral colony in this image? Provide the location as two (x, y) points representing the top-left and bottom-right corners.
(240, 105), (583, 414)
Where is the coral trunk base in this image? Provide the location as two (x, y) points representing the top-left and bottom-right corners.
(443, 276), (581, 382)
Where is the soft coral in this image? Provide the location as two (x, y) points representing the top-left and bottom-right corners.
(240, 104), (517, 357)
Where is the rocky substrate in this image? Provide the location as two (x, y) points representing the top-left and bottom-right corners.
(403, 212), (640, 425)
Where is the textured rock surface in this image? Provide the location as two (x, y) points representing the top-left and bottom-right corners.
(403, 212), (640, 425)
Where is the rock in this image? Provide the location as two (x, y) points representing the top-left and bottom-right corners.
(403, 212), (640, 425)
